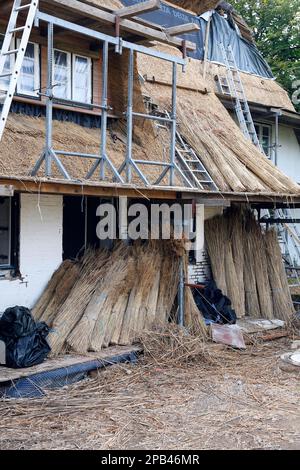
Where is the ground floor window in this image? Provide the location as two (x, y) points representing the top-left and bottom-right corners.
(0, 195), (19, 271)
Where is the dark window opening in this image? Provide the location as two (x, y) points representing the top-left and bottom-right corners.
(63, 196), (115, 260)
(0, 194), (20, 273)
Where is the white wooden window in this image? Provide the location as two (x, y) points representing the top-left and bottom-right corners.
(54, 49), (92, 104)
(53, 49), (72, 100)
(0, 35), (13, 92)
(17, 40), (40, 97)
(0, 197), (11, 268)
(254, 123), (272, 159)
(0, 35), (40, 97)
(72, 54), (92, 104)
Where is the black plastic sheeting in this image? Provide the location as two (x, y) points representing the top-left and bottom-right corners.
(0, 351), (139, 398)
(122, 0), (203, 59)
(121, 0), (273, 78)
(207, 12), (273, 78)
(0, 306), (50, 369)
(192, 281), (237, 325)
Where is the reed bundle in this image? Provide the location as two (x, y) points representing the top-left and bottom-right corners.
(205, 207), (293, 322)
(227, 207), (245, 316)
(247, 215), (273, 319)
(34, 237), (202, 356)
(205, 216), (227, 295)
(47, 249), (110, 356)
(265, 230), (295, 323)
(39, 262), (80, 326)
(184, 287), (208, 340)
(32, 260), (73, 321)
(243, 234), (260, 317)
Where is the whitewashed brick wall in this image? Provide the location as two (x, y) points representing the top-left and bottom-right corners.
(0, 194), (63, 312)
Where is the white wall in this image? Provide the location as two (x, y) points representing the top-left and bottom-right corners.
(0, 194), (63, 312)
(274, 124), (300, 183)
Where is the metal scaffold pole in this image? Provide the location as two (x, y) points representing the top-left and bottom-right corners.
(45, 22), (54, 177)
(126, 49), (134, 184)
(170, 61), (177, 186)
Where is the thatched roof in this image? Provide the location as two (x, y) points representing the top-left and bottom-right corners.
(139, 44), (295, 111)
(0, 2), (298, 197)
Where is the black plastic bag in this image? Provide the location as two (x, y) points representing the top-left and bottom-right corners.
(193, 281), (237, 325)
(0, 306), (51, 369)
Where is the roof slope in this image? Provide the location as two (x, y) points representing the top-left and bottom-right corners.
(138, 50), (300, 195)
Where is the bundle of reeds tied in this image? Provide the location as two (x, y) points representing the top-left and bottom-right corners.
(35, 239), (202, 356)
(205, 207), (295, 322)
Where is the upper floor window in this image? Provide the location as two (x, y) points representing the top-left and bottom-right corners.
(17, 40), (40, 97)
(53, 49), (92, 104)
(0, 35), (40, 98)
(254, 123), (272, 159)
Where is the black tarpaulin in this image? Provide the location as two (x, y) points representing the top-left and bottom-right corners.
(121, 0), (274, 78)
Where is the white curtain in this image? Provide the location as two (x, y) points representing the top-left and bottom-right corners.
(73, 56), (91, 103)
(54, 50), (71, 99)
(19, 43), (36, 94)
(0, 36), (12, 91)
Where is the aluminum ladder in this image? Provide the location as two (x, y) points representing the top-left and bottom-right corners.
(175, 130), (218, 191)
(163, 110), (218, 190)
(218, 43), (262, 151)
(0, 0), (39, 141)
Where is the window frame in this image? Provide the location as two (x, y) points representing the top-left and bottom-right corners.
(72, 53), (92, 104)
(53, 48), (93, 104)
(0, 34), (40, 98)
(0, 194), (20, 273)
(53, 48), (72, 101)
(0, 197), (12, 269)
(16, 39), (40, 98)
(254, 122), (273, 160)
(0, 34), (14, 93)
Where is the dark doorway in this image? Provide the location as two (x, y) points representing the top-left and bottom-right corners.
(63, 196), (86, 260)
(63, 196), (114, 260)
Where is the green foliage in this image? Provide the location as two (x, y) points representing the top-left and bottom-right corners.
(230, 0), (300, 111)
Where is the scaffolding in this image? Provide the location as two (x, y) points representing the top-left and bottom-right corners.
(25, 10), (196, 188)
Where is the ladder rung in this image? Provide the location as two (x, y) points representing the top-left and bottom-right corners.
(2, 49), (19, 56)
(10, 26), (26, 33)
(15, 3), (33, 12)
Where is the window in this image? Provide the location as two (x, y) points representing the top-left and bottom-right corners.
(17, 41), (40, 96)
(53, 49), (71, 100)
(254, 123), (272, 159)
(0, 35), (40, 97)
(0, 197), (11, 267)
(72, 55), (92, 103)
(53, 49), (92, 104)
(0, 35), (13, 92)
(0, 195), (19, 272)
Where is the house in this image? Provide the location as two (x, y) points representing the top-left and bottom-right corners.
(0, 0), (300, 316)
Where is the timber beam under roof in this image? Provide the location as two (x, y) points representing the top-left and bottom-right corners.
(39, 0), (197, 51)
